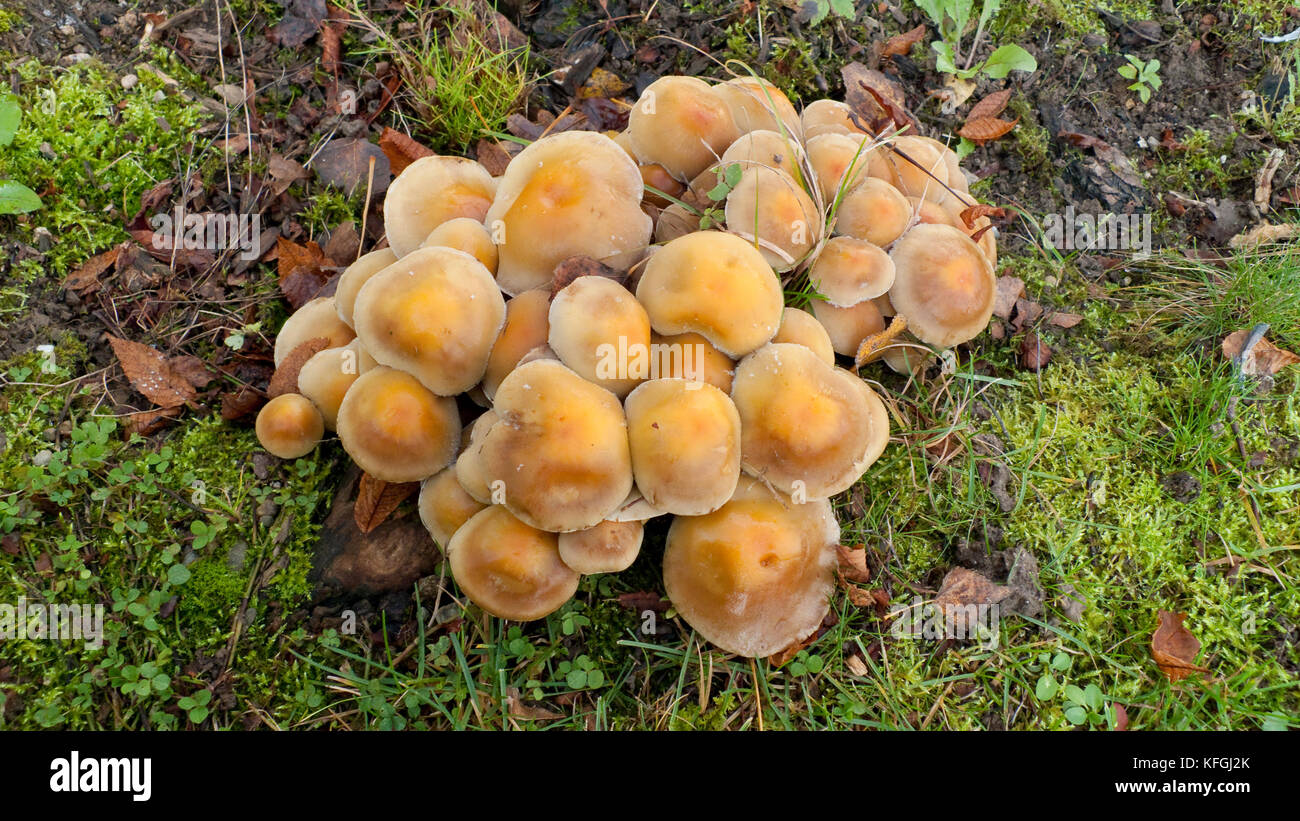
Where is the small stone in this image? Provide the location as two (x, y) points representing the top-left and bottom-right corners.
(227, 540), (249, 572)
(121, 73), (138, 90)
(32, 449), (53, 468)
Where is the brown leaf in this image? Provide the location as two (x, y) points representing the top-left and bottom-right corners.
(551, 255), (627, 296)
(107, 335), (198, 409)
(959, 203), (1007, 229)
(476, 138), (514, 176)
(835, 543), (872, 583)
(1221, 329), (1300, 377)
(1057, 130), (1110, 152)
(882, 24), (927, 58)
(615, 591), (668, 612)
(220, 386), (264, 421)
(1113, 703), (1129, 731)
(577, 66), (630, 98)
(992, 275), (1024, 320)
(966, 89), (1013, 122)
(1019, 332), (1052, 371)
(844, 653), (869, 676)
(322, 221), (360, 266)
(268, 0), (326, 48)
(267, 337), (330, 398)
(313, 137), (390, 195)
(268, 153), (310, 195)
(1047, 311), (1084, 329)
(934, 567), (1013, 636)
(123, 407), (182, 437)
(844, 584), (877, 608)
(842, 62), (915, 133)
(320, 19), (343, 73)
(354, 473), (419, 534)
(277, 237), (330, 309)
(506, 688), (565, 721)
(957, 116), (1019, 144)
(64, 245), (122, 294)
(378, 127), (435, 177)
(169, 355), (214, 389)
(1151, 610), (1208, 682)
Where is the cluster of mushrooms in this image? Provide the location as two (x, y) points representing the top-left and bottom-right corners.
(254, 74), (998, 658)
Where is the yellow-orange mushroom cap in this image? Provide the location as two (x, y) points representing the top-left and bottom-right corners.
(352, 246), (505, 396)
(548, 275), (651, 398)
(418, 466), (488, 549)
(448, 505), (580, 621)
(720, 129), (806, 179)
(833, 177), (913, 247)
(889, 135), (951, 202)
(482, 289), (551, 401)
(731, 343), (890, 497)
(335, 366), (461, 483)
(772, 306), (835, 364)
(297, 345), (361, 430)
(557, 519), (644, 575)
(806, 133), (895, 203)
(335, 248), (399, 328)
(811, 297), (887, 357)
(712, 77), (801, 138)
(383, 155), (495, 257)
(455, 410), (500, 505)
(420, 217), (499, 273)
(809, 235), (896, 306)
(636, 231), (783, 358)
(256, 393), (324, 459)
(724, 165), (821, 271)
(627, 76), (740, 180)
(800, 99), (868, 140)
(663, 477), (839, 657)
(650, 331), (736, 393)
(486, 131), (652, 295)
(274, 297), (355, 366)
(888, 223), (996, 348)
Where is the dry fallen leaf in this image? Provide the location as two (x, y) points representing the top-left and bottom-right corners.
(882, 24), (927, 58)
(313, 137), (390, 195)
(966, 89), (1013, 122)
(354, 473), (419, 535)
(1151, 610), (1208, 682)
(268, 337), (331, 398)
(835, 543), (871, 583)
(957, 116), (1019, 144)
(277, 237), (330, 309)
(1228, 222), (1298, 249)
(958, 203), (1007, 228)
(507, 687), (565, 721)
(1019, 332), (1052, 371)
(1221, 329), (1300, 377)
(64, 245), (122, 294)
(378, 127), (435, 177)
(992, 275), (1025, 321)
(476, 138), (514, 176)
(107, 335), (198, 409)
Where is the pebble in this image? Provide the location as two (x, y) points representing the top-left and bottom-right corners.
(32, 449), (53, 468)
(120, 73), (138, 90)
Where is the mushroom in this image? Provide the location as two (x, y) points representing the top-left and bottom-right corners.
(345, 338), (378, 375)
(335, 248), (398, 328)
(720, 129), (806, 179)
(662, 477), (839, 657)
(297, 345), (361, 430)
(352, 246), (505, 396)
(418, 466), (487, 548)
(712, 76), (801, 138)
(482, 289), (550, 401)
(383, 155), (496, 257)
(335, 366), (461, 483)
(485, 131), (652, 295)
(771, 306), (835, 364)
(731, 343), (890, 497)
(548, 275), (651, 398)
(800, 99), (868, 140)
(810, 297), (887, 357)
(255, 393), (324, 459)
(626, 76), (740, 180)
(476, 359), (633, 532)
(420, 216), (498, 273)
(447, 505), (580, 621)
(624, 378), (742, 515)
(888, 223), (996, 347)
(908, 195), (964, 229)
(650, 331), (736, 392)
(889, 135), (950, 202)
(807, 133), (895, 203)
(557, 519), (645, 575)
(455, 410), (500, 505)
(274, 297), (356, 366)
(635, 231), (783, 358)
(808, 235), (895, 306)
(916, 135), (968, 194)
(723, 164), (821, 271)
(832, 177), (912, 247)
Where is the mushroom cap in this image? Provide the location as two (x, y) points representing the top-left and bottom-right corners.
(639, 161), (686, 208)
(274, 297), (356, 367)
(627, 76), (740, 180)
(663, 476), (839, 657)
(636, 231), (783, 358)
(383, 155), (496, 257)
(624, 378), (742, 515)
(772, 307), (835, 364)
(335, 248), (399, 328)
(486, 131), (652, 295)
(916, 135), (968, 194)
(723, 164), (821, 271)
(419, 466), (488, 548)
(731, 343), (890, 497)
(353, 246), (505, 396)
(478, 359), (633, 532)
(809, 235), (896, 306)
(800, 99), (868, 140)
(873, 291), (896, 317)
(482, 289), (551, 401)
(888, 223), (996, 347)
(548, 275), (651, 398)
(420, 217), (499, 273)
(712, 77), (801, 138)
(255, 393), (324, 459)
(720, 129), (806, 179)
(811, 297), (887, 357)
(557, 519), (644, 575)
(297, 345), (361, 430)
(833, 177), (912, 247)
(889, 135), (950, 201)
(654, 201), (700, 243)
(336, 366), (461, 483)
(650, 331), (736, 392)
(908, 195), (964, 229)
(447, 505), (580, 621)
(806, 133), (895, 203)
(455, 410), (500, 504)
(346, 338), (379, 374)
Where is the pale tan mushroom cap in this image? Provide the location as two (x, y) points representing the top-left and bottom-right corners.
(720, 129), (806, 179)
(731, 343), (890, 497)
(486, 131), (652, 295)
(625, 378), (742, 516)
(274, 297), (356, 367)
(890, 135), (951, 201)
(724, 165), (821, 271)
(548, 275), (651, 398)
(809, 235), (896, 306)
(800, 99), (867, 140)
(297, 345), (361, 430)
(712, 77), (801, 138)
(833, 177), (912, 248)
(478, 359), (633, 532)
(335, 248), (399, 328)
(636, 231), (783, 358)
(627, 76), (740, 180)
(558, 519), (644, 575)
(384, 155), (496, 257)
(772, 307), (835, 364)
(888, 223), (996, 347)
(419, 467), (488, 548)
(807, 133), (893, 203)
(448, 505), (580, 621)
(336, 366), (461, 483)
(420, 217), (499, 273)
(353, 246), (506, 396)
(915, 135), (968, 194)
(811, 298), (887, 357)
(650, 331), (736, 392)
(663, 477), (839, 658)
(455, 410), (500, 504)
(256, 394), (324, 460)
(483, 289), (551, 401)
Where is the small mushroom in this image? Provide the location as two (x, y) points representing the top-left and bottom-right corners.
(916, 135), (968, 194)
(447, 505), (580, 621)
(810, 297), (887, 357)
(889, 135), (950, 202)
(731, 343), (890, 497)
(297, 345), (361, 430)
(723, 165), (821, 271)
(772, 306), (835, 364)
(336, 366), (461, 483)
(455, 410), (500, 505)
(650, 331), (736, 392)
(482, 289), (551, 401)
(420, 216), (498, 273)
(807, 133), (895, 203)
(908, 195), (964, 229)
(663, 477), (839, 657)
(255, 393), (324, 459)
(418, 466), (487, 548)
(352, 246), (505, 396)
(274, 297), (356, 367)
(888, 223), (996, 347)
(624, 378), (742, 515)
(800, 99), (868, 140)
(808, 236), (895, 306)
(636, 231), (783, 358)
(832, 177), (912, 247)
(335, 248), (399, 328)
(557, 519), (645, 575)
(712, 76), (801, 138)
(720, 129), (806, 179)
(383, 155), (496, 257)
(626, 76), (740, 180)
(548, 275), (652, 398)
